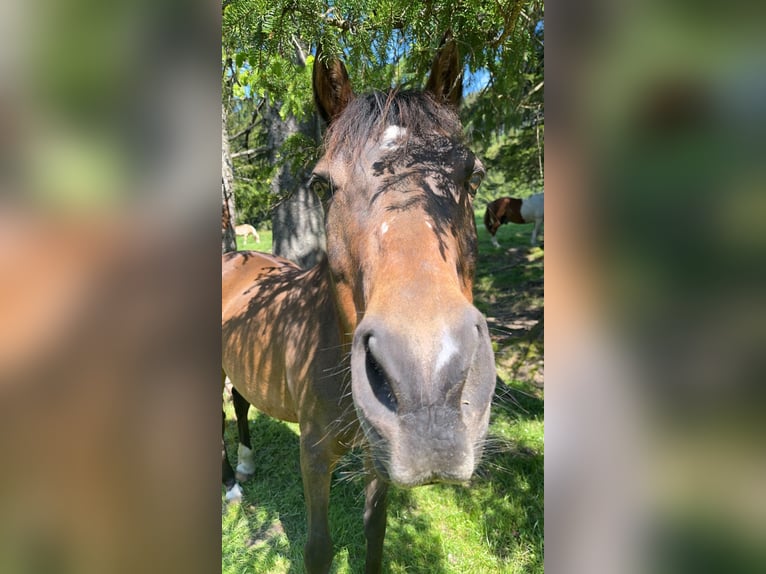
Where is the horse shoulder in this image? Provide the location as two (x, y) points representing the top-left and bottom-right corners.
(222, 252), (301, 422)
(285, 265), (348, 403)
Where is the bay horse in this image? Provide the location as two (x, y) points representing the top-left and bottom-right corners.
(234, 223), (260, 244)
(484, 192), (544, 247)
(222, 36), (496, 574)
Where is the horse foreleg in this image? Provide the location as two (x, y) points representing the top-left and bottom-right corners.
(300, 435), (337, 574)
(363, 457), (388, 574)
(222, 409), (235, 489)
(222, 409), (242, 502)
(491, 234), (501, 249)
(232, 387), (255, 482)
(222, 371), (243, 502)
(531, 220), (541, 245)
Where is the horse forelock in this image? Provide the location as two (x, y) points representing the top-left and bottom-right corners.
(323, 90), (463, 161)
(321, 88), (478, 320)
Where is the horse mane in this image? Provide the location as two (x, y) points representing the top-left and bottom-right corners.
(323, 89), (464, 160)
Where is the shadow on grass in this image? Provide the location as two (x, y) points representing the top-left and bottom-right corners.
(448, 447), (544, 567)
(469, 390), (545, 566)
(223, 414), (306, 572)
(224, 415), (444, 572)
(493, 376), (544, 421)
(383, 489), (451, 573)
(472, 214), (543, 317)
(224, 415), (466, 573)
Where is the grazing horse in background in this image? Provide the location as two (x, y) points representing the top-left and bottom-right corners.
(234, 223), (260, 244)
(222, 35), (496, 574)
(484, 192), (544, 247)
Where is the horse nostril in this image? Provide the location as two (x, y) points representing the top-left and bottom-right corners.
(364, 337), (398, 413)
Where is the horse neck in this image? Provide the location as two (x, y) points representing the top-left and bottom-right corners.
(302, 256), (350, 352)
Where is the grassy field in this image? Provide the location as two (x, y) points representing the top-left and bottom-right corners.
(236, 227), (272, 252)
(223, 213), (544, 573)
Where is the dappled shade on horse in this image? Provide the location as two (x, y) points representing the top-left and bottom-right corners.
(222, 34), (496, 574)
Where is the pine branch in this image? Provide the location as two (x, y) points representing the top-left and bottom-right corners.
(291, 35), (307, 67)
(230, 101), (265, 140)
(231, 147), (269, 159)
(492, 0), (526, 48)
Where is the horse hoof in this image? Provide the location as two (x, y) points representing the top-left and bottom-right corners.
(225, 483), (243, 503)
(235, 471), (254, 483)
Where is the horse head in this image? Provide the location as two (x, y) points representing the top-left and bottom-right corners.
(311, 37), (496, 487)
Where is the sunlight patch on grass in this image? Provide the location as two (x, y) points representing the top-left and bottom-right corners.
(527, 246), (545, 262)
(222, 503), (293, 574)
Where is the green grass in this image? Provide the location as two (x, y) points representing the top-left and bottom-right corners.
(236, 228), (273, 252)
(223, 210), (544, 573)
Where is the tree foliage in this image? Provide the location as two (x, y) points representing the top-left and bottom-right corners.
(222, 0), (544, 225)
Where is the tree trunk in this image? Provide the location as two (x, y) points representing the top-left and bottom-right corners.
(222, 103), (237, 253)
(266, 101), (326, 269)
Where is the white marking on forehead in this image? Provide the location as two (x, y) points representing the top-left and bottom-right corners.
(435, 332), (459, 372)
(381, 221), (389, 235)
(380, 125), (407, 150)
(425, 219), (433, 230)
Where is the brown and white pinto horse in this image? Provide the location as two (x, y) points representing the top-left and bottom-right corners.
(222, 37), (496, 574)
(484, 192), (544, 247)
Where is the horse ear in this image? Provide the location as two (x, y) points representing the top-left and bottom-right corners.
(425, 31), (463, 108)
(313, 43), (354, 124)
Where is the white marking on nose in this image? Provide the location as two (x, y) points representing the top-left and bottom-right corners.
(381, 221), (389, 235)
(435, 332), (459, 372)
(380, 125), (406, 150)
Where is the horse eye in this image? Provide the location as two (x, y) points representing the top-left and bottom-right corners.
(467, 171), (484, 194)
(310, 176), (331, 199)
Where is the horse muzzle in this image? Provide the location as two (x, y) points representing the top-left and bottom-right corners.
(349, 308), (496, 487)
